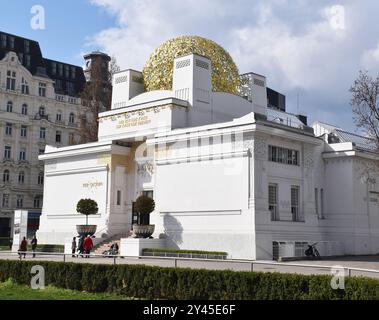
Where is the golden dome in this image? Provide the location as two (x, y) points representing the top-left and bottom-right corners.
(142, 36), (240, 94)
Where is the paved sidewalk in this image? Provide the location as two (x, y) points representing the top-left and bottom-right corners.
(1, 252), (379, 279)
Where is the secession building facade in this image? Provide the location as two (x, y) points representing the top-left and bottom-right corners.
(37, 36), (379, 260)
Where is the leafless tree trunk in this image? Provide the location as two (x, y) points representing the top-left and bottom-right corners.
(350, 70), (379, 149)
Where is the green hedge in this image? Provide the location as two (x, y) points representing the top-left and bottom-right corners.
(142, 248), (228, 255)
(0, 260), (379, 299)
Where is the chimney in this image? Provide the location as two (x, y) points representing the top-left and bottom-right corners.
(172, 53), (212, 107)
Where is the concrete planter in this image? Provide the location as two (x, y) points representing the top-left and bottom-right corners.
(132, 224), (155, 238)
(76, 225), (97, 237)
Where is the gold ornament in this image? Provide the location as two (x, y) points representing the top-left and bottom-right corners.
(143, 35), (240, 94)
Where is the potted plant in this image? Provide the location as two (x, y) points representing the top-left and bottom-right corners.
(132, 195), (155, 238)
(76, 198), (98, 237)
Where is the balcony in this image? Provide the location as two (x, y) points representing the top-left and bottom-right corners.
(34, 113), (49, 121)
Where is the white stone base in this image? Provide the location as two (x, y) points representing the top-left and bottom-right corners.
(120, 238), (166, 257)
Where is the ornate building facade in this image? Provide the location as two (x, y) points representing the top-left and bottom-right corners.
(0, 31), (88, 237)
(37, 36), (379, 260)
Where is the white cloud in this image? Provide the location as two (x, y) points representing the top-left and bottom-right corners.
(87, 0), (379, 130)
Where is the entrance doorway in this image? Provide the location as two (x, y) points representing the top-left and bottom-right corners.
(0, 218), (11, 237)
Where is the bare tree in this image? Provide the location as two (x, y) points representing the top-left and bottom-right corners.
(350, 70), (379, 149)
(79, 56), (120, 143)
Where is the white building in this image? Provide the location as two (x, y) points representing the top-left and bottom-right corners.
(37, 36), (379, 260)
(0, 31), (90, 238)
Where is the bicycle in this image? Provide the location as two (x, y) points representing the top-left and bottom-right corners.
(304, 242), (321, 258)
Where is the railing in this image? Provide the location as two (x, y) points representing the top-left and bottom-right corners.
(1, 250), (379, 279)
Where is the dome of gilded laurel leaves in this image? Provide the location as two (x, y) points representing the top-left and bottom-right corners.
(142, 36), (240, 94)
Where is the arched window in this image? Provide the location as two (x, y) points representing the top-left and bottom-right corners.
(18, 171), (25, 184)
(69, 112), (75, 124)
(6, 101), (12, 112)
(39, 106), (45, 116)
(3, 170), (10, 182)
(37, 171), (44, 185)
(21, 104), (28, 115)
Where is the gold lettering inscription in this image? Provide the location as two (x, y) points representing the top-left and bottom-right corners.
(82, 181), (103, 189)
(116, 115), (151, 129)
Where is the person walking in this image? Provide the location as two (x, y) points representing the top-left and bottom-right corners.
(83, 235), (93, 258)
(77, 236), (84, 258)
(31, 235), (37, 258)
(71, 237), (77, 258)
(18, 237), (27, 259)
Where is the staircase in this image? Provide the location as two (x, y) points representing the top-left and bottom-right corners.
(93, 232), (131, 255)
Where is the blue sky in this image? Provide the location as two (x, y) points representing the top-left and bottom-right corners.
(2, 0), (379, 132)
(0, 0), (113, 65)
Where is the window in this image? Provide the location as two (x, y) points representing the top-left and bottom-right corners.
(117, 190), (121, 206)
(315, 188), (319, 217)
(268, 184), (279, 221)
(38, 82), (46, 97)
(16, 195), (23, 208)
(6, 101), (13, 112)
(19, 148), (26, 161)
(69, 113), (75, 124)
(39, 106), (45, 116)
(39, 127), (46, 139)
(55, 131), (61, 143)
(38, 172), (44, 185)
(56, 112), (62, 122)
(71, 67), (76, 79)
(58, 64), (63, 76)
(268, 145), (299, 166)
(51, 62), (57, 75)
(6, 71), (16, 90)
(24, 40), (30, 53)
(34, 195), (42, 208)
(291, 186), (301, 221)
(3, 170), (10, 182)
(25, 55), (31, 68)
(18, 171), (25, 184)
(21, 103), (28, 115)
(54, 79), (62, 91)
(320, 188), (324, 219)
(4, 146), (11, 159)
(5, 123), (12, 136)
(21, 78), (29, 94)
(9, 36), (14, 49)
(2, 194), (9, 208)
(64, 65), (70, 78)
(0, 34), (6, 48)
(67, 82), (75, 96)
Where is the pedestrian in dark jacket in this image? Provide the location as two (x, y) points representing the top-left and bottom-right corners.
(78, 236), (84, 257)
(31, 235), (37, 258)
(71, 237), (77, 258)
(18, 237), (27, 258)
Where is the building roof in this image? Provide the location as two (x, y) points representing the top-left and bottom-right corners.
(333, 129), (376, 152)
(266, 108), (306, 130)
(0, 30), (86, 96)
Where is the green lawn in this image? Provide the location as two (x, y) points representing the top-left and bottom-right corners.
(0, 279), (130, 300)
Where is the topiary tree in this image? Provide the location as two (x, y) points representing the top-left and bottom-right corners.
(134, 195), (155, 225)
(76, 198), (98, 225)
